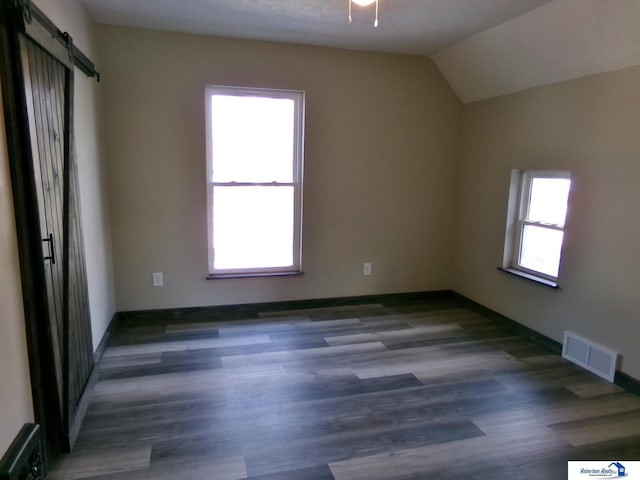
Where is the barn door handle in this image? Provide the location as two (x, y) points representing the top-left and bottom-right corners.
(42, 233), (55, 264)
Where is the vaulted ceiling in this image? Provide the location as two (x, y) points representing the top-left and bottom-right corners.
(81, 0), (640, 103)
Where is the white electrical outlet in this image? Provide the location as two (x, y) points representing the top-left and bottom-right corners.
(152, 272), (163, 287)
(363, 262), (372, 276)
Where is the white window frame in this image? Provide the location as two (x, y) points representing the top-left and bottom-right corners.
(503, 170), (571, 286)
(205, 85), (305, 277)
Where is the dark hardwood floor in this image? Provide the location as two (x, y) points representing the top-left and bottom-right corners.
(49, 295), (640, 479)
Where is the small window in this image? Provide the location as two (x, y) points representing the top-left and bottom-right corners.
(502, 170), (571, 286)
(205, 86), (305, 277)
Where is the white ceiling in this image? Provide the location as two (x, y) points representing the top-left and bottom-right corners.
(80, 0), (552, 55)
(81, 0), (640, 103)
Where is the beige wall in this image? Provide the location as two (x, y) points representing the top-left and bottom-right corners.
(453, 65), (640, 380)
(34, 0), (116, 349)
(0, 75), (34, 455)
(98, 26), (462, 311)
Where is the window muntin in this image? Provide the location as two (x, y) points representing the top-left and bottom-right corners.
(507, 171), (571, 282)
(205, 86), (304, 275)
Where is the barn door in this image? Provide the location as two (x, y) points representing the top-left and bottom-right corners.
(0, 0), (100, 463)
(20, 33), (94, 446)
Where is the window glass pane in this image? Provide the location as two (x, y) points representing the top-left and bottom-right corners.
(519, 225), (564, 277)
(527, 177), (571, 226)
(213, 186), (294, 270)
(211, 95), (294, 183)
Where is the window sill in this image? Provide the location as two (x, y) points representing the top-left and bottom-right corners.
(207, 271), (304, 280)
(497, 267), (559, 289)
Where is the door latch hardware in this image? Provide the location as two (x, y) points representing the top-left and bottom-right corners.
(42, 233), (55, 264)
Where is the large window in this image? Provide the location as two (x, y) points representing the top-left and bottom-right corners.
(205, 86), (305, 276)
(503, 170), (571, 286)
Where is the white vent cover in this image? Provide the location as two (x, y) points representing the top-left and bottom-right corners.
(562, 331), (619, 382)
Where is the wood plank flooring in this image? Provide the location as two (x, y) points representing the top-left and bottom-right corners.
(48, 296), (640, 479)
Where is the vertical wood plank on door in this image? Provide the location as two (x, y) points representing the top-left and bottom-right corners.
(64, 61), (94, 426)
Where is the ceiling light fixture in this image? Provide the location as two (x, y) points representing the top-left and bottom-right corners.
(348, 0), (379, 27)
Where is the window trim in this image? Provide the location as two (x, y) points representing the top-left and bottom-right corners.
(205, 85), (305, 277)
(502, 170), (571, 286)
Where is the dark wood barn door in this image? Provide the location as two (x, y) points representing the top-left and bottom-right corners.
(0, 1), (100, 464)
(20, 34), (94, 445)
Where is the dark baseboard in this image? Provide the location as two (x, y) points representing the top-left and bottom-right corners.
(93, 312), (120, 363)
(451, 292), (563, 355)
(451, 292), (640, 397)
(117, 290), (457, 322)
(67, 311), (120, 451)
(615, 371), (640, 397)
(0, 424), (44, 480)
